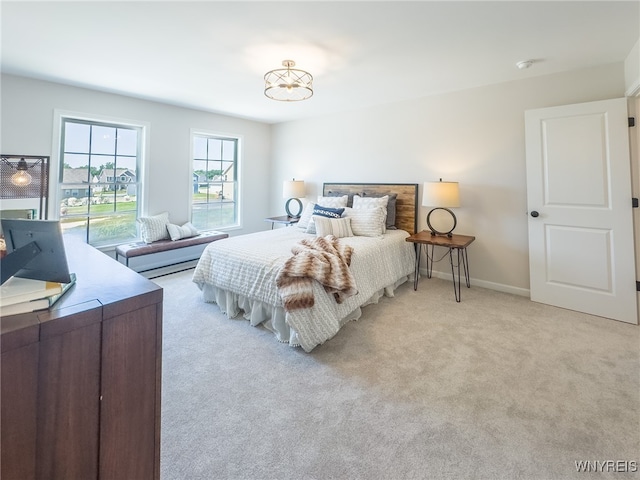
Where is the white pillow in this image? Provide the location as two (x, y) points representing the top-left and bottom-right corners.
(306, 216), (317, 235)
(305, 205), (346, 234)
(315, 216), (354, 238)
(344, 207), (386, 237)
(167, 222), (199, 241)
(317, 195), (348, 208)
(298, 196), (348, 230)
(297, 202), (315, 230)
(353, 194), (388, 213)
(138, 212), (170, 243)
(353, 195), (388, 233)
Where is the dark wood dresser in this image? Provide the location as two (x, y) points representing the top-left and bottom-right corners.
(1, 237), (163, 480)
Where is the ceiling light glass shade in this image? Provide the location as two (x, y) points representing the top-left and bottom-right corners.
(422, 180), (460, 207)
(10, 158), (33, 186)
(265, 60), (313, 102)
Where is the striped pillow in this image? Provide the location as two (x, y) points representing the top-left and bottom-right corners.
(344, 207), (386, 237)
(306, 205), (346, 234)
(353, 194), (388, 233)
(314, 216), (354, 238)
(298, 196), (349, 231)
(167, 222), (199, 241)
(138, 212), (170, 243)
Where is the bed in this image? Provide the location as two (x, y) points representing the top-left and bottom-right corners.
(192, 182), (419, 352)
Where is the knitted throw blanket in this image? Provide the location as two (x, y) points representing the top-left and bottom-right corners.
(276, 235), (358, 311)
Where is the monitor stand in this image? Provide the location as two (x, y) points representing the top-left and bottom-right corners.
(1, 241), (41, 285)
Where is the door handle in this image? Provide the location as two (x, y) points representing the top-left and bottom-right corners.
(530, 211), (539, 218)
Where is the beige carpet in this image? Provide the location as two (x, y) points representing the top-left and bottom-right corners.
(154, 269), (639, 480)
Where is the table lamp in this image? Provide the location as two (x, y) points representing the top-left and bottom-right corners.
(422, 179), (460, 237)
(282, 179), (305, 218)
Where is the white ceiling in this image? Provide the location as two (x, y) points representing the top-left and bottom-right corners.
(2, 1), (639, 124)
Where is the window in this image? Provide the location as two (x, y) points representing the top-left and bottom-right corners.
(58, 118), (142, 247)
(191, 133), (238, 230)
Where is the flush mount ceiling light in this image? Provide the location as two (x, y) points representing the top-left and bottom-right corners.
(264, 60), (313, 102)
(516, 60), (534, 70)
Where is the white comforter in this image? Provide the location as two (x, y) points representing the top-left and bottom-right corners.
(192, 227), (415, 351)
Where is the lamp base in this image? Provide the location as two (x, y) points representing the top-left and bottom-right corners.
(426, 207), (457, 237)
(285, 198), (303, 218)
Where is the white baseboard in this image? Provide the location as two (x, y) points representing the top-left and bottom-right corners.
(419, 268), (530, 298)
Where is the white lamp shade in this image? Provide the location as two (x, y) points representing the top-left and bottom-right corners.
(283, 180), (305, 199)
(422, 181), (460, 208)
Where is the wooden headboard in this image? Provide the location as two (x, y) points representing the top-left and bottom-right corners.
(323, 183), (419, 234)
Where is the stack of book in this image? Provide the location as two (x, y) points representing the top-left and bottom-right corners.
(0, 273), (77, 316)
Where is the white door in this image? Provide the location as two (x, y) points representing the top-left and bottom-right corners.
(525, 98), (638, 324)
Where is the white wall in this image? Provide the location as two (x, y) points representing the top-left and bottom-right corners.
(625, 38), (640, 96)
(2, 65), (632, 291)
(270, 63), (628, 294)
(1, 74), (272, 240)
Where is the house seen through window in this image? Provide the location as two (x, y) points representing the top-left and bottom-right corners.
(58, 118), (142, 247)
(192, 133), (238, 230)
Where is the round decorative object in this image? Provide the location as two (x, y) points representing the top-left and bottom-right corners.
(426, 207), (457, 237)
(285, 198), (303, 218)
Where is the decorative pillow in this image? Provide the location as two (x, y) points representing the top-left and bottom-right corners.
(353, 195), (388, 233)
(326, 191), (356, 207)
(297, 202), (316, 230)
(167, 222), (199, 241)
(313, 205), (345, 219)
(315, 216), (354, 238)
(305, 206), (346, 234)
(138, 212), (170, 243)
(343, 207), (386, 237)
(363, 193), (398, 229)
(316, 195), (348, 208)
(299, 197), (348, 231)
(353, 194), (388, 213)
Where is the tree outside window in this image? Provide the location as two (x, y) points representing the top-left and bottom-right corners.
(192, 133), (238, 230)
(59, 118), (142, 247)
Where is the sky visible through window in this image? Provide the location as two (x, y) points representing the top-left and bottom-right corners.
(63, 122), (138, 174)
(59, 120), (141, 247)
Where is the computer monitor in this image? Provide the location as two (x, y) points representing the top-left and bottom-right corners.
(1, 219), (72, 284)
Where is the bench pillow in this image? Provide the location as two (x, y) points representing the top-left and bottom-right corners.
(167, 222), (199, 241)
(138, 212), (170, 243)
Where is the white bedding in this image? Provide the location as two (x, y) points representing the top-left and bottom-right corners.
(192, 227), (415, 351)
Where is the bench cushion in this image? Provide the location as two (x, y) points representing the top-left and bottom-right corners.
(116, 231), (228, 259)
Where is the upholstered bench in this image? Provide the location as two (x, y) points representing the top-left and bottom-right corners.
(115, 231), (228, 268)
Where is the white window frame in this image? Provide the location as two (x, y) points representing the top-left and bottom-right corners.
(52, 110), (150, 246)
(189, 129), (242, 231)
